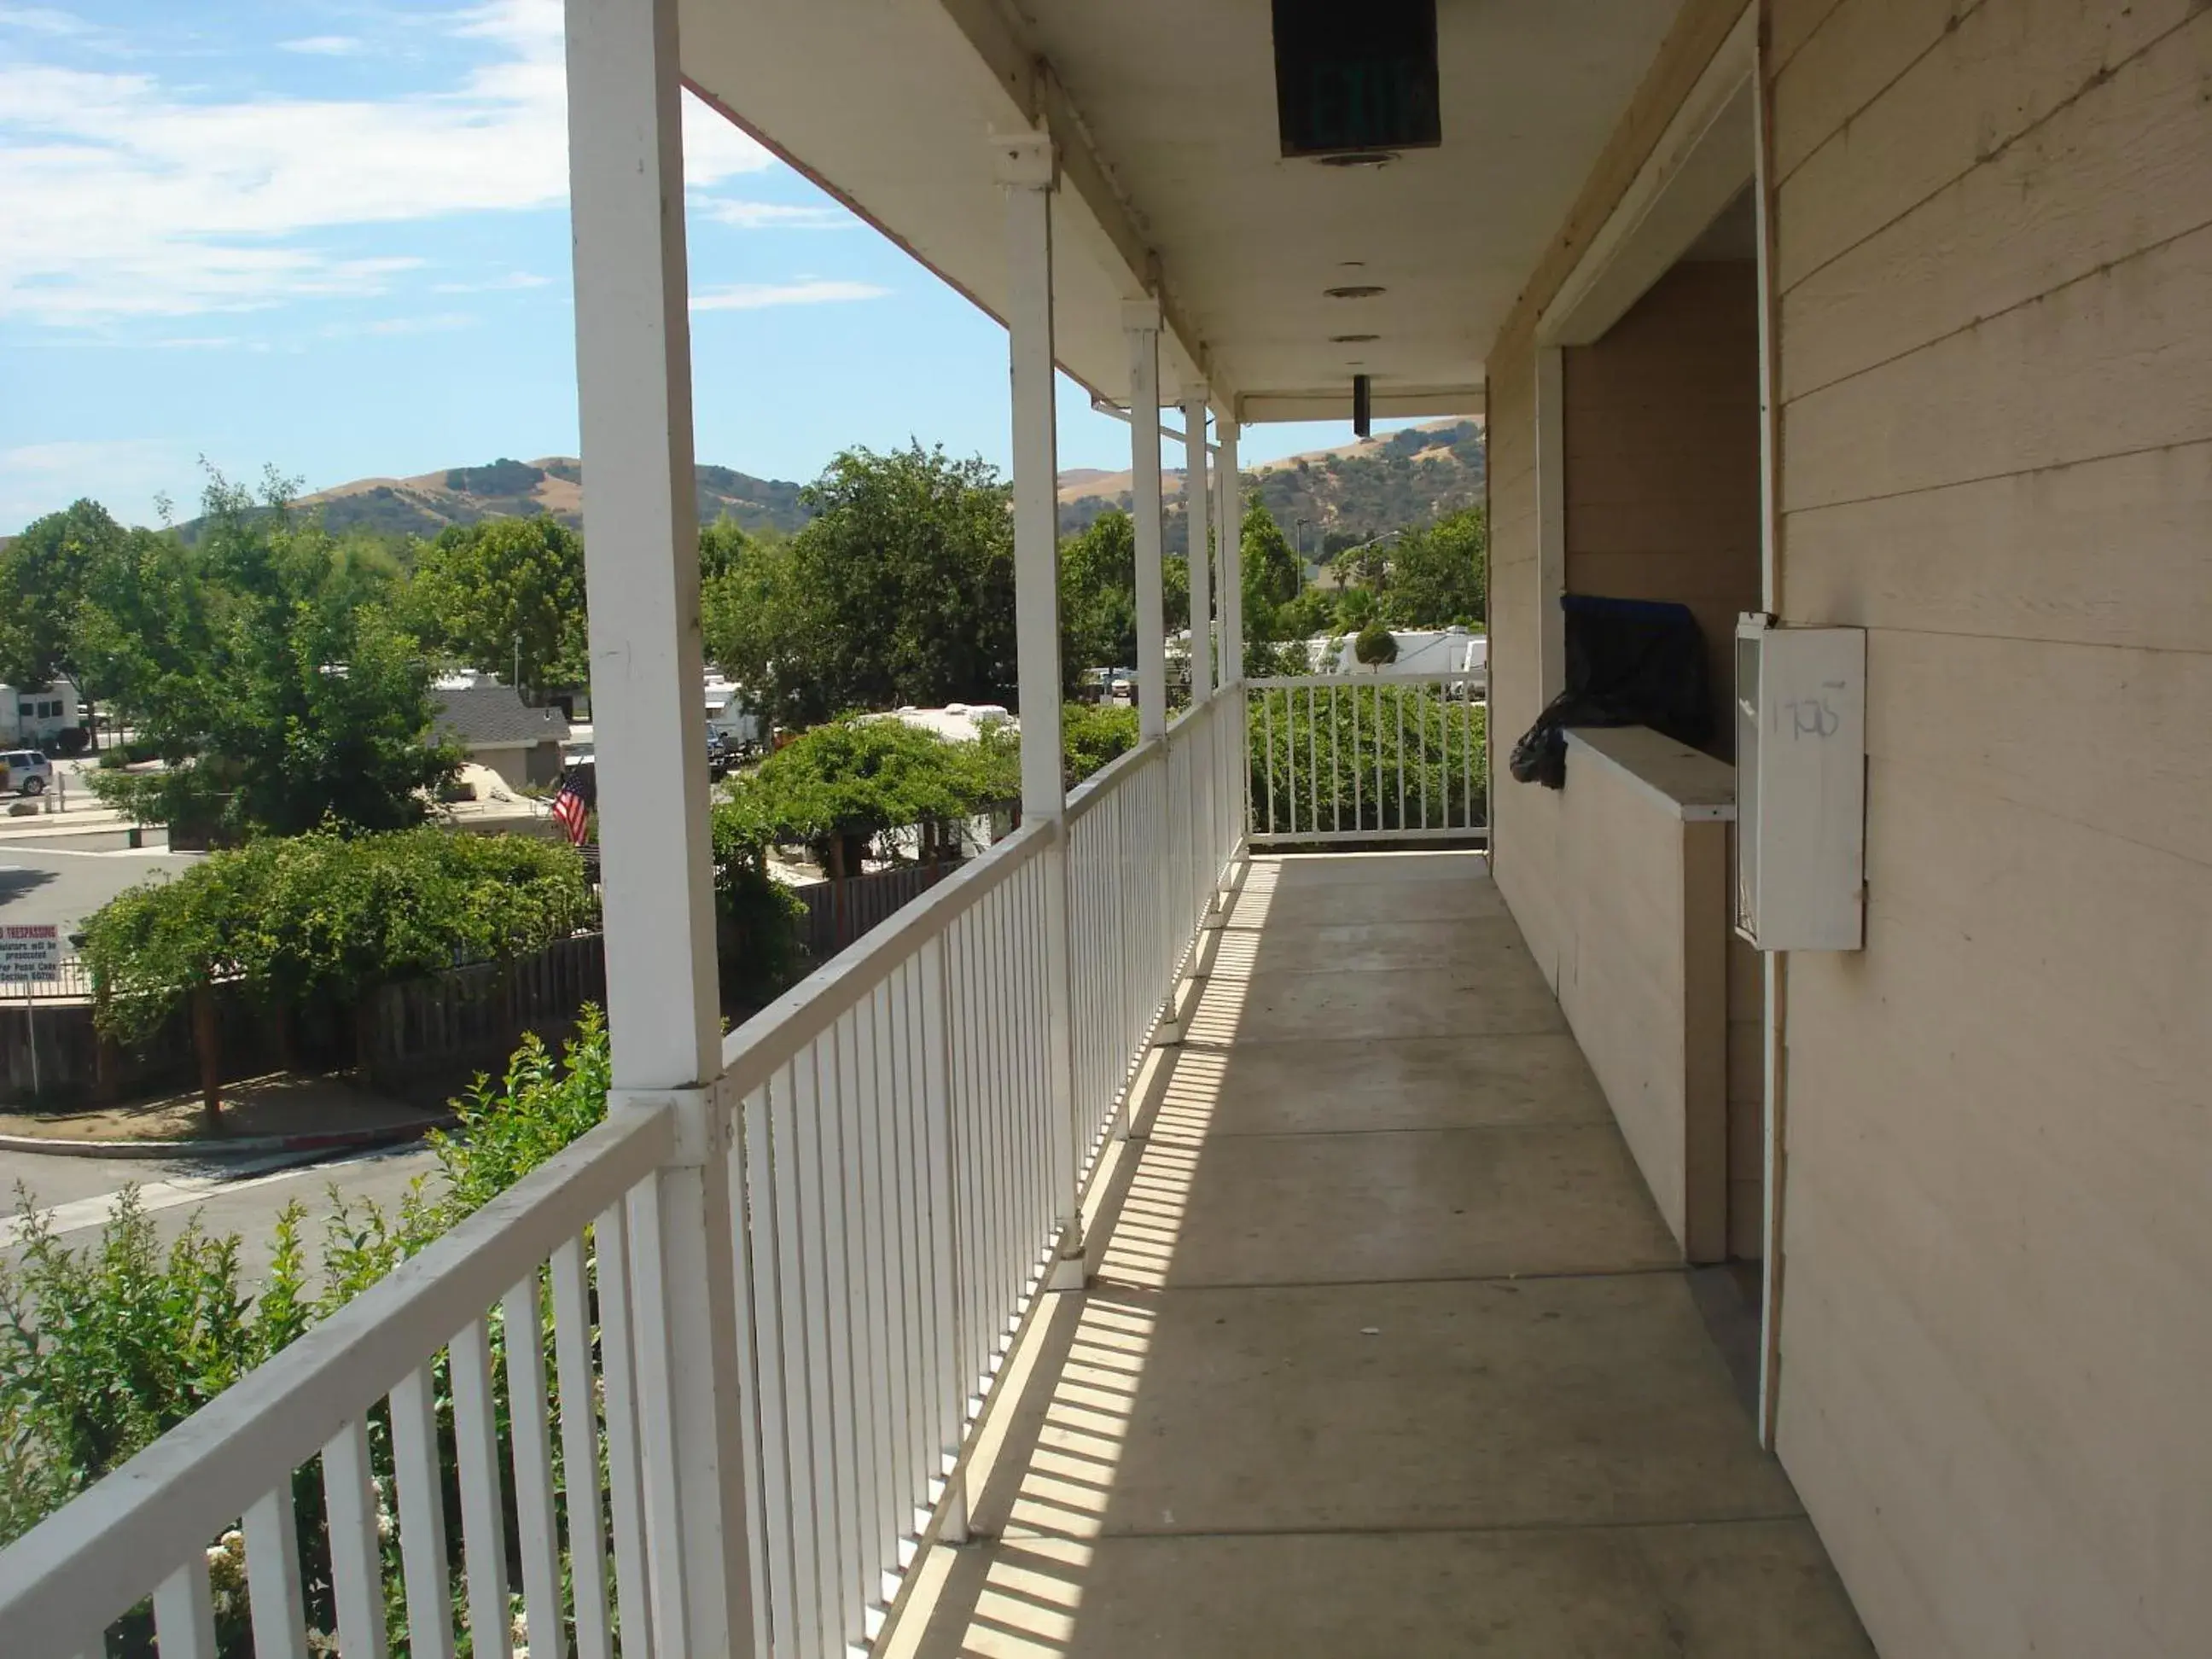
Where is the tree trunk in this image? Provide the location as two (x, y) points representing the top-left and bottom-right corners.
(192, 983), (222, 1130)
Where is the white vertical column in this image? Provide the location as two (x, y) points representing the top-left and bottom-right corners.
(998, 131), (1083, 1289)
(1125, 303), (1167, 744)
(1214, 411), (1242, 691)
(1213, 410), (1244, 857)
(564, 0), (752, 1650)
(1180, 387), (1212, 702)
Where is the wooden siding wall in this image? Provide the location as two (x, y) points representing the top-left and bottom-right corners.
(1765, 2), (2212, 1654)
(1554, 751), (1732, 1261)
(1563, 259), (1764, 756)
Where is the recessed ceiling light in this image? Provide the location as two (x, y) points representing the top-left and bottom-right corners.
(1330, 333), (1380, 344)
(1324, 285), (1386, 300)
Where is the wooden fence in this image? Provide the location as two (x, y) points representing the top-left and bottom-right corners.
(789, 860), (963, 959)
(0, 867), (965, 1104)
(359, 931), (606, 1089)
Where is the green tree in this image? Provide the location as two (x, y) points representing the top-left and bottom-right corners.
(714, 715), (1016, 876)
(86, 474), (458, 839)
(701, 520), (812, 726)
(1386, 505), (1487, 628)
(0, 498), (127, 696)
(1354, 619), (1400, 667)
(407, 515), (587, 696)
(780, 444), (1020, 725)
(1057, 508), (1190, 694)
(1239, 494), (1301, 636)
(79, 828), (591, 1118)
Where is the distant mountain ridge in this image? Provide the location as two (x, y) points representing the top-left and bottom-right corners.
(207, 418), (1481, 551)
(212, 456), (816, 542)
(1056, 417), (1485, 554)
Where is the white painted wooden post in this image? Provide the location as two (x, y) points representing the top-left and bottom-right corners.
(1126, 303), (1167, 745)
(998, 131), (1084, 1289)
(564, 0), (754, 1651)
(1214, 410), (1244, 858)
(1181, 388), (1213, 702)
(1179, 388), (1217, 920)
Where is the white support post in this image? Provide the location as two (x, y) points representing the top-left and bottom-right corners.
(1214, 410), (1244, 866)
(1181, 389), (1213, 702)
(564, 0), (753, 1651)
(1126, 303), (1167, 744)
(1179, 388), (1217, 923)
(998, 131), (1084, 1291)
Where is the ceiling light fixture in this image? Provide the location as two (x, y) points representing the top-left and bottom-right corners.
(1330, 333), (1380, 344)
(1324, 284), (1387, 300)
(1315, 150), (1398, 169)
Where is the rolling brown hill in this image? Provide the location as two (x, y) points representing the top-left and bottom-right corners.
(1056, 417), (1485, 555)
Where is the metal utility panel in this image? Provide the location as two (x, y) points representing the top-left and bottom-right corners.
(1735, 616), (1866, 952)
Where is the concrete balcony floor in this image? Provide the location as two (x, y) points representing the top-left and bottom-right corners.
(888, 852), (1871, 1657)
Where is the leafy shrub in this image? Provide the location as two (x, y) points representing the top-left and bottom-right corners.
(0, 1011), (617, 1653)
(79, 826), (594, 1109)
(1353, 620), (1400, 667)
(1061, 701), (1138, 787)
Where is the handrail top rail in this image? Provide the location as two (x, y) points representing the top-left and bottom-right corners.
(719, 817), (1053, 1091)
(1246, 670), (1487, 690)
(0, 1102), (677, 1651)
(1064, 734), (1163, 827)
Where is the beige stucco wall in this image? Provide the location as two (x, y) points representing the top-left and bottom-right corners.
(1563, 258), (1763, 755)
(1763, 2), (2212, 1653)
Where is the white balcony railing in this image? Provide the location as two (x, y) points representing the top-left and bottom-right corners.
(0, 696), (1239, 1659)
(1245, 672), (1488, 846)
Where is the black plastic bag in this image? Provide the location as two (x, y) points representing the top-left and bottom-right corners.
(1507, 595), (1712, 790)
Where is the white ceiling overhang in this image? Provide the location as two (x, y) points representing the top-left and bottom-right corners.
(678, 0), (1688, 421)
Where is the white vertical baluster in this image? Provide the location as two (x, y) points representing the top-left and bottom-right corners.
(720, 1093), (773, 1659)
(549, 1238), (611, 1659)
(744, 1072), (799, 1656)
(245, 1483), (311, 1659)
(789, 1045), (838, 1653)
(835, 1010), (876, 1638)
(154, 1557), (218, 1659)
(323, 1417), (390, 1659)
(450, 1317), (511, 1658)
(922, 934), (968, 1540)
(387, 1368), (455, 1659)
(501, 1273), (565, 1659)
(592, 1199), (653, 1659)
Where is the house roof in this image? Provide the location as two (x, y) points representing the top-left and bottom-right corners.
(430, 684), (571, 748)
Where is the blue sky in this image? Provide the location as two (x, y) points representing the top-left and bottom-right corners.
(0, 0), (1406, 534)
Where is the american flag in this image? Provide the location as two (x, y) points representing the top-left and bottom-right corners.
(550, 764), (594, 847)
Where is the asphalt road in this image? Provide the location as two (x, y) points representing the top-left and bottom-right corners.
(0, 844), (189, 939)
(0, 1141), (445, 1287)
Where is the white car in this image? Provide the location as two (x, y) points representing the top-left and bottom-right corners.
(1, 750), (52, 795)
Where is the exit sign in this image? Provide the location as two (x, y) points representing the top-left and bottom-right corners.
(1273, 0), (1441, 159)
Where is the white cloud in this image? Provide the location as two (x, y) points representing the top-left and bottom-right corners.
(431, 271), (554, 294)
(698, 197), (857, 232)
(0, 7), (91, 37)
(0, 0), (775, 324)
(278, 35), (365, 56)
(690, 279), (890, 311)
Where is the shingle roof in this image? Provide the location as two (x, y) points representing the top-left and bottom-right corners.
(431, 684), (572, 747)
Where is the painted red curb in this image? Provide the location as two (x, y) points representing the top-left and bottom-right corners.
(0, 1118), (452, 1161)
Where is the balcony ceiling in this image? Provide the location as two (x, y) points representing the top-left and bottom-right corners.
(679, 0), (1687, 418)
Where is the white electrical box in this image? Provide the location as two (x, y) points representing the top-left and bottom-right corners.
(1735, 615), (1866, 952)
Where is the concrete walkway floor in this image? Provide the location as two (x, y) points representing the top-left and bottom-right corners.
(886, 852), (1871, 1657)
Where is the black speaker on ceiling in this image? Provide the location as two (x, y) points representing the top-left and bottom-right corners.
(1272, 0), (1441, 160)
